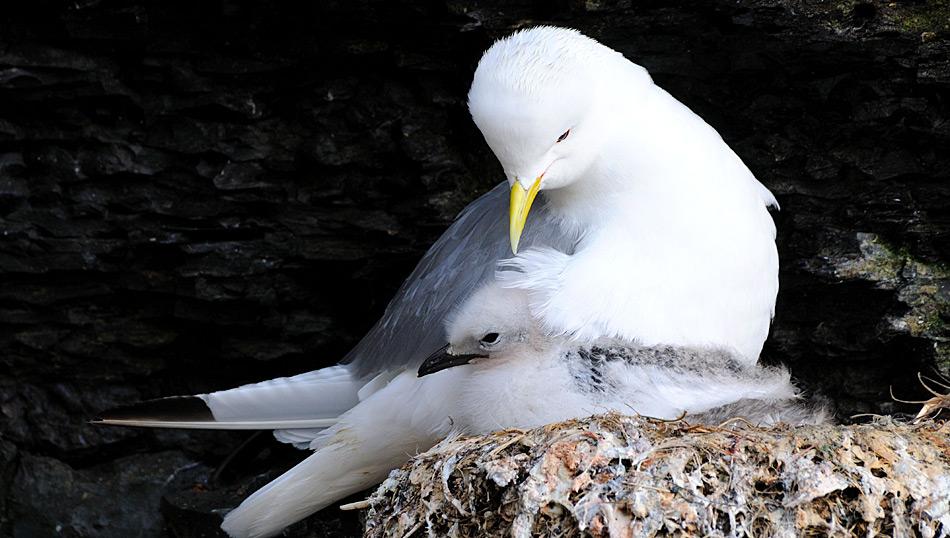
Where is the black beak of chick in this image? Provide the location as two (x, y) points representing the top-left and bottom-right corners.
(417, 344), (487, 377)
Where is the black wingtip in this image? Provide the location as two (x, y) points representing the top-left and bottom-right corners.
(93, 395), (215, 425)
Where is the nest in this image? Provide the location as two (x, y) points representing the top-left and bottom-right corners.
(363, 415), (950, 537)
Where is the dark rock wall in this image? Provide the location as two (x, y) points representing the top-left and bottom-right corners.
(0, 0), (947, 536)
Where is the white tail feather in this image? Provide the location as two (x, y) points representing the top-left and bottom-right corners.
(95, 365), (366, 446)
(204, 365), (360, 424)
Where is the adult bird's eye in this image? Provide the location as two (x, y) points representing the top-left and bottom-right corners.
(480, 332), (500, 344)
(556, 129), (571, 143)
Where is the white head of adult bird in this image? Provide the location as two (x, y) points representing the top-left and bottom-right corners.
(467, 26), (779, 361)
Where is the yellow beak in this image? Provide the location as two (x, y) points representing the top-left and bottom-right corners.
(509, 177), (542, 254)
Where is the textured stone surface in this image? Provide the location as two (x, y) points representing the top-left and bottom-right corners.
(0, 0), (947, 536)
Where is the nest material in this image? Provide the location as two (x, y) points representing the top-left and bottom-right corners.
(364, 415), (950, 537)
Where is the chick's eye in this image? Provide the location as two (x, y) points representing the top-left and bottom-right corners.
(480, 332), (500, 345)
(556, 129), (571, 143)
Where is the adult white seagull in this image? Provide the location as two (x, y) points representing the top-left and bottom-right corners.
(95, 26), (780, 537)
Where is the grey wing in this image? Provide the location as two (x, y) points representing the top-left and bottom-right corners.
(344, 182), (577, 378)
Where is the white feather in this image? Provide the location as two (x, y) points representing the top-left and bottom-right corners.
(202, 366), (359, 424)
(94, 365), (363, 434)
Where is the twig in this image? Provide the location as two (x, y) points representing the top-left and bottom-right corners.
(339, 499), (371, 511)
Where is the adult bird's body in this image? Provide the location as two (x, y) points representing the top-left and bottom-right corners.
(95, 26), (781, 538)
